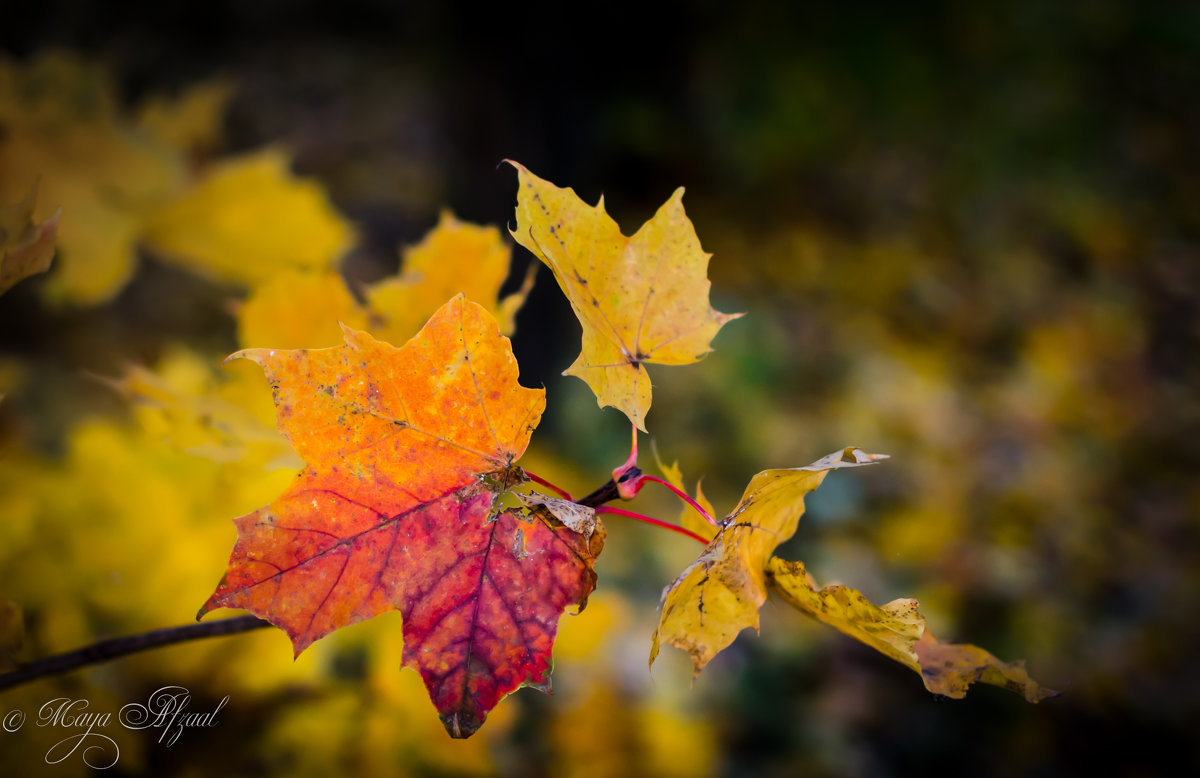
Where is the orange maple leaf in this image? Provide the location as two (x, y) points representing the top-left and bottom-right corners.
(507, 161), (741, 432)
(199, 295), (604, 737)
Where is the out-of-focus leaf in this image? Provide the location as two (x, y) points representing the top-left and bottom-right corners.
(135, 79), (234, 157)
(653, 447), (718, 542)
(508, 161), (741, 431)
(652, 447), (886, 674)
(365, 211), (532, 344)
(99, 348), (298, 469)
(0, 52), (185, 304)
(142, 148), (354, 285)
(234, 213), (534, 353)
(0, 183), (59, 295)
(237, 271), (369, 350)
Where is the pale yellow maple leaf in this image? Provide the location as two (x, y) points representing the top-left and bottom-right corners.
(508, 161), (740, 432)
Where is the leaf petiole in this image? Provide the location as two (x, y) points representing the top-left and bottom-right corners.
(634, 474), (720, 528)
(594, 505), (710, 545)
(524, 470), (573, 501)
(612, 424), (643, 499)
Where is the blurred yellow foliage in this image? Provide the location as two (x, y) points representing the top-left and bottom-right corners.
(551, 593), (718, 778)
(653, 449), (718, 542)
(0, 52), (185, 303)
(237, 211), (533, 351)
(0, 182), (59, 296)
(142, 148), (355, 286)
(366, 210), (534, 342)
(101, 347), (298, 468)
(135, 79), (235, 158)
(238, 271), (369, 350)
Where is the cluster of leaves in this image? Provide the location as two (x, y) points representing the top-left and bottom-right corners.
(0, 50), (1054, 754)
(191, 162), (1053, 738)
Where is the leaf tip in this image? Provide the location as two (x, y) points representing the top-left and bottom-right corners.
(222, 348), (254, 366)
(832, 447), (890, 466)
(337, 319), (377, 343)
(720, 310), (747, 324)
(443, 712), (479, 739)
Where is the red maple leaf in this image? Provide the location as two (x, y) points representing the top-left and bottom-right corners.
(199, 294), (604, 737)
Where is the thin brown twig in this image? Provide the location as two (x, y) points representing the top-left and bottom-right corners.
(0, 616), (270, 693)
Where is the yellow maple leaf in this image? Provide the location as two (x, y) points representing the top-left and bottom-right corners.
(765, 557), (925, 670)
(651, 447), (886, 674)
(765, 557), (1056, 702)
(142, 148), (354, 285)
(0, 182), (60, 296)
(507, 161), (741, 431)
(365, 210), (534, 344)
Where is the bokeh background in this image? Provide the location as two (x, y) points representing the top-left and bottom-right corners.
(2, 1), (1198, 775)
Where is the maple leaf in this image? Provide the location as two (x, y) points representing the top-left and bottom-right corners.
(0, 183), (60, 296)
(507, 161), (741, 432)
(142, 148), (354, 286)
(366, 211), (536, 344)
(200, 295), (604, 737)
(135, 78), (234, 157)
(651, 447), (886, 674)
(765, 558), (1056, 702)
